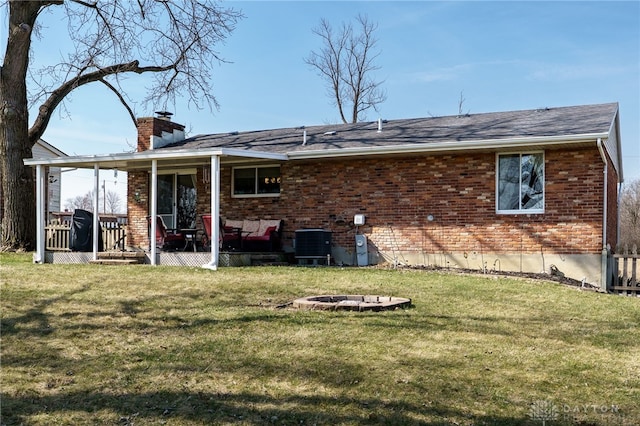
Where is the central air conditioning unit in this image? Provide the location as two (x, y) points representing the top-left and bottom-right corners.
(295, 229), (332, 259)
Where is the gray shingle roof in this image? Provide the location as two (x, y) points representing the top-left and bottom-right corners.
(161, 102), (619, 154)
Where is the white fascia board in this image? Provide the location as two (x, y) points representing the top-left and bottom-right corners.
(286, 133), (609, 160)
(218, 148), (288, 161)
(23, 148), (287, 168)
(610, 110), (624, 182)
(23, 133), (605, 167)
(24, 152), (139, 167)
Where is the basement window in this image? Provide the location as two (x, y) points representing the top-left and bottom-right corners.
(232, 165), (281, 197)
(496, 152), (544, 214)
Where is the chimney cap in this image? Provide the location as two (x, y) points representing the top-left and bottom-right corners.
(155, 111), (174, 119)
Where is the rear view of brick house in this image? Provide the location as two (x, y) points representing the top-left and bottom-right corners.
(26, 102), (623, 287)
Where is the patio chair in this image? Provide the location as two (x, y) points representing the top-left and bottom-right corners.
(201, 214), (241, 250)
(147, 216), (186, 251)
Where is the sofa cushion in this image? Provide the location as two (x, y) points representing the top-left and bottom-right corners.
(225, 219), (244, 230)
(242, 219), (260, 235)
(257, 219), (281, 236)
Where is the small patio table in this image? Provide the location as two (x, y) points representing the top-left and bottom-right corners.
(180, 229), (199, 252)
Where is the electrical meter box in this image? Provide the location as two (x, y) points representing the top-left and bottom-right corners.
(355, 234), (368, 266)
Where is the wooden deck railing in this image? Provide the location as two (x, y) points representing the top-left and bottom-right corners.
(45, 220), (127, 251)
(611, 245), (639, 296)
(46, 222), (71, 251)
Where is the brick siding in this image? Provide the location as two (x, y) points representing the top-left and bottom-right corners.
(127, 171), (150, 248)
(195, 147), (605, 256)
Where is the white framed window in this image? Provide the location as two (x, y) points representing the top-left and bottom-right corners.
(232, 165), (281, 197)
(496, 152), (544, 214)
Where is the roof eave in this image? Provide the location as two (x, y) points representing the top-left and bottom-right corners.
(609, 107), (624, 183)
(24, 133), (610, 168)
(23, 148), (288, 169)
(286, 133), (609, 160)
(34, 139), (68, 158)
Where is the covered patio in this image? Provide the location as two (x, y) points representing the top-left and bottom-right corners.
(24, 148), (287, 269)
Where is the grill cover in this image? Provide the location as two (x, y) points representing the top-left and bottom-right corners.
(70, 209), (104, 252)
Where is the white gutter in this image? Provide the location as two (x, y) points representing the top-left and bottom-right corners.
(597, 138), (608, 249)
(617, 181), (623, 249)
(23, 148), (287, 168)
(287, 132), (609, 160)
(24, 134), (606, 168)
(597, 138), (610, 291)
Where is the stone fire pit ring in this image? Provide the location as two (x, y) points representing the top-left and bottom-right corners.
(292, 295), (412, 311)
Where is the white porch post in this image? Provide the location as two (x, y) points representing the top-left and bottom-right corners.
(150, 160), (158, 265)
(92, 164), (100, 260)
(34, 165), (46, 263)
(203, 155), (220, 270)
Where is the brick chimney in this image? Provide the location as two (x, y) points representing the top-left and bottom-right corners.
(137, 111), (186, 152)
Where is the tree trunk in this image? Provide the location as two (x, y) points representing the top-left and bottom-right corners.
(0, 112), (35, 250)
(0, 2), (42, 250)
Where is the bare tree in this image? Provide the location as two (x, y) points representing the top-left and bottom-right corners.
(619, 178), (640, 250)
(64, 188), (122, 214)
(104, 190), (122, 214)
(458, 90), (470, 117)
(0, 1), (242, 250)
(64, 191), (94, 212)
(305, 14), (386, 124)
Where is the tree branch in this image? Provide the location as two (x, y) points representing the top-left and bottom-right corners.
(29, 60), (173, 143)
(24, 1), (242, 143)
(98, 78), (137, 127)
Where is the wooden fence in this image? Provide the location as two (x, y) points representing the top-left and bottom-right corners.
(611, 245), (639, 296)
(45, 220), (127, 251)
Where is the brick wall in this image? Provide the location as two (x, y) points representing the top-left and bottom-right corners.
(206, 146), (607, 256)
(127, 171), (150, 248)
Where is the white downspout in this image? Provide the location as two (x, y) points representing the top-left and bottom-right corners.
(597, 138), (608, 291)
(617, 181), (623, 248)
(92, 164), (100, 261)
(34, 164), (45, 263)
(597, 139), (608, 248)
(203, 155), (220, 270)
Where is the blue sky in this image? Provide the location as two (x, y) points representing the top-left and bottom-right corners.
(6, 1), (640, 205)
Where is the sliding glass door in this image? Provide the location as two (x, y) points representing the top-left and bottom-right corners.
(156, 172), (196, 230)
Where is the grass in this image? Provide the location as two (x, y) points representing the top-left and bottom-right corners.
(1, 252), (639, 425)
